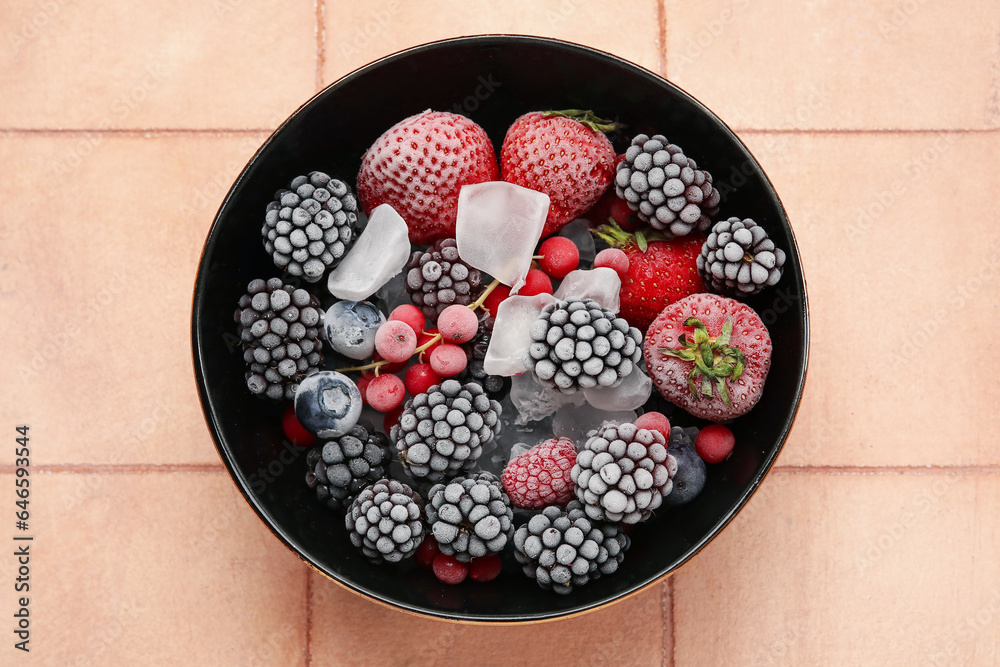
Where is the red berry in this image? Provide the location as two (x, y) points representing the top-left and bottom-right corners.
(519, 268), (553, 296)
(404, 363), (442, 396)
(538, 237), (580, 279)
(609, 197), (641, 231)
(432, 553), (468, 585)
(416, 327), (442, 360)
(469, 554), (503, 583)
(355, 374), (374, 405)
(282, 404), (315, 447)
(501, 437), (577, 509)
(429, 343), (468, 377)
(375, 321), (417, 363)
(388, 304), (426, 337)
(633, 411), (671, 440)
(383, 403), (405, 432)
(366, 373), (406, 412)
(437, 304), (479, 344)
(696, 424), (736, 464)
(594, 248), (630, 278)
(372, 351), (407, 375)
(482, 284), (512, 316)
(414, 537), (441, 569)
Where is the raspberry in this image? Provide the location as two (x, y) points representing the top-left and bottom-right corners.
(365, 373), (405, 412)
(633, 411), (671, 440)
(482, 283), (512, 317)
(695, 424), (735, 463)
(501, 437), (578, 509)
(374, 321), (416, 363)
(404, 363), (441, 396)
(469, 554), (503, 583)
(538, 237), (580, 279)
(282, 404), (315, 447)
(519, 268), (553, 296)
(414, 536), (441, 569)
(594, 248), (630, 278)
(437, 304), (479, 344)
(429, 343), (467, 377)
(388, 304), (426, 337)
(432, 553), (468, 585)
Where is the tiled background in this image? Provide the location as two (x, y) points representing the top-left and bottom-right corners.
(1, 0), (997, 664)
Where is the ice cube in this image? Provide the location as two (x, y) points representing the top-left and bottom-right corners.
(327, 203), (410, 301)
(373, 269), (409, 313)
(483, 292), (557, 376)
(456, 182), (550, 293)
(558, 218), (597, 264)
(583, 367), (652, 411)
(508, 442), (533, 462)
(553, 267), (621, 312)
(510, 371), (587, 425)
(552, 402), (637, 444)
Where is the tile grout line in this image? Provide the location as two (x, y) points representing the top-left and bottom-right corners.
(0, 128), (271, 136)
(657, 0), (667, 78)
(305, 568), (313, 667)
(669, 577), (676, 667)
(1, 464), (226, 474)
(315, 0), (326, 92)
(659, 579), (671, 667)
(771, 465), (1000, 475)
(731, 127), (1000, 135)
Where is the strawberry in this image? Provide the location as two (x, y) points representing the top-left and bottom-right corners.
(643, 293), (772, 422)
(591, 221), (705, 333)
(357, 110), (499, 245)
(500, 110), (617, 237)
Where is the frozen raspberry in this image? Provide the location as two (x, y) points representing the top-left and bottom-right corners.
(282, 404), (315, 447)
(388, 304), (426, 337)
(429, 343), (468, 377)
(519, 268), (553, 296)
(437, 304), (479, 344)
(469, 554), (503, 583)
(633, 411), (671, 440)
(365, 373), (405, 412)
(501, 437), (578, 509)
(695, 424), (735, 463)
(482, 283), (511, 317)
(374, 321), (416, 363)
(594, 248), (630, 278)
(404, 363), (441, 396)
(538, 237), (580, 279)
(432, 553), (469, 585)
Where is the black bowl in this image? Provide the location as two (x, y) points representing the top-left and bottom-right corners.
(192, 35), (809, 622)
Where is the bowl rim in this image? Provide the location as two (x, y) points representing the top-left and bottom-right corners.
(191, 33), (810, 624)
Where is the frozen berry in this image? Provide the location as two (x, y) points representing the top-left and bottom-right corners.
(633, 411), (671, 439)
(366, 373), (406, 412)
(355, 374), (374, 404)
(383, 403), (405, 432)
(438, 304), (479, 344)
(374, 321), (417, 363)
(482, 283), (512, 316)
(538, 237), (580, 279)
(429, 344), (468, 377)
(282, 404), (315, 447)
(432, 553), (469, 585)
(519, 268), (553, 296)
(414, 536), (441, 569)
(469, 554), (503, 583)
(388, 304), (426, 338)
(609, 196), (641, 231)
(293, 371), (362, 438)
(404, 363), (441, 396)
(502, 437), (577, 509)
(416, 328), (442, 360)
(372, 351), (407, 374)
(594, 248), (630, 278)
(696, 424), (735, 463)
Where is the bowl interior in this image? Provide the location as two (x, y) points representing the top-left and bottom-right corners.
(192, 35), (808, 622)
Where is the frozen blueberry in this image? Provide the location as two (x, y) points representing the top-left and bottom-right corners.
(663, 442), (706, 506)
(323, 300), (386, 360)
(293, 371), (363, 438)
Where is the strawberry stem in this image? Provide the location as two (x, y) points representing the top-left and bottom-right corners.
(658, 317), (746, 408)
(590, 220), (668, 253)
(541, 109), (624, 134)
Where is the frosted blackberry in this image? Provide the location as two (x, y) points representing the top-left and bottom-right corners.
(391, 379), (502, 482)
(426, 472), (514, 562)
(405, 238), (482, 321)
(615, 134), (720, 238)
(345, 479), (424, 563)
(456, 316), (508, 399)
(571, 421), (678, 524)
(234, 277), (324, 400)
(263, 171), (359, 283)
(305, 421), (391, 511)
(524, 298), (642, 394)
(698, 217), (786, 296)
(513, 501), (630, 595)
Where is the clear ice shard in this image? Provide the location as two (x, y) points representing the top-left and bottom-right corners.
(327, 203), (410, 301)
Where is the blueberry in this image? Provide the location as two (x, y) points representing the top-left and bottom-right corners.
(323, 300), (385, 360)
(293, 371), (362, 438)
(663, 443), (706, 506)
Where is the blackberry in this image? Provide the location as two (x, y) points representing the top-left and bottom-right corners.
(571, 421), (678, 524)
(345, 479), (424, 563)
(513, 501), (630, 595)
(263, 171), (359, 283)
(615, 134), (720, 238)
(698, 217), (786, 296)
(305, 421), (391, 511)
(405, 238), (482, 322)
(524, 298), (642, 394)
(234, 278), (324, 400)
(456, 316), (508, 399)
(391, 379), (502, 482)
(426, 471), (514, 562)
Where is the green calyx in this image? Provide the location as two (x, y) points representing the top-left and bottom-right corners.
(541, 109), (624, 134)
(590, 220), (669, 253)
(659, 317), (746, 407)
